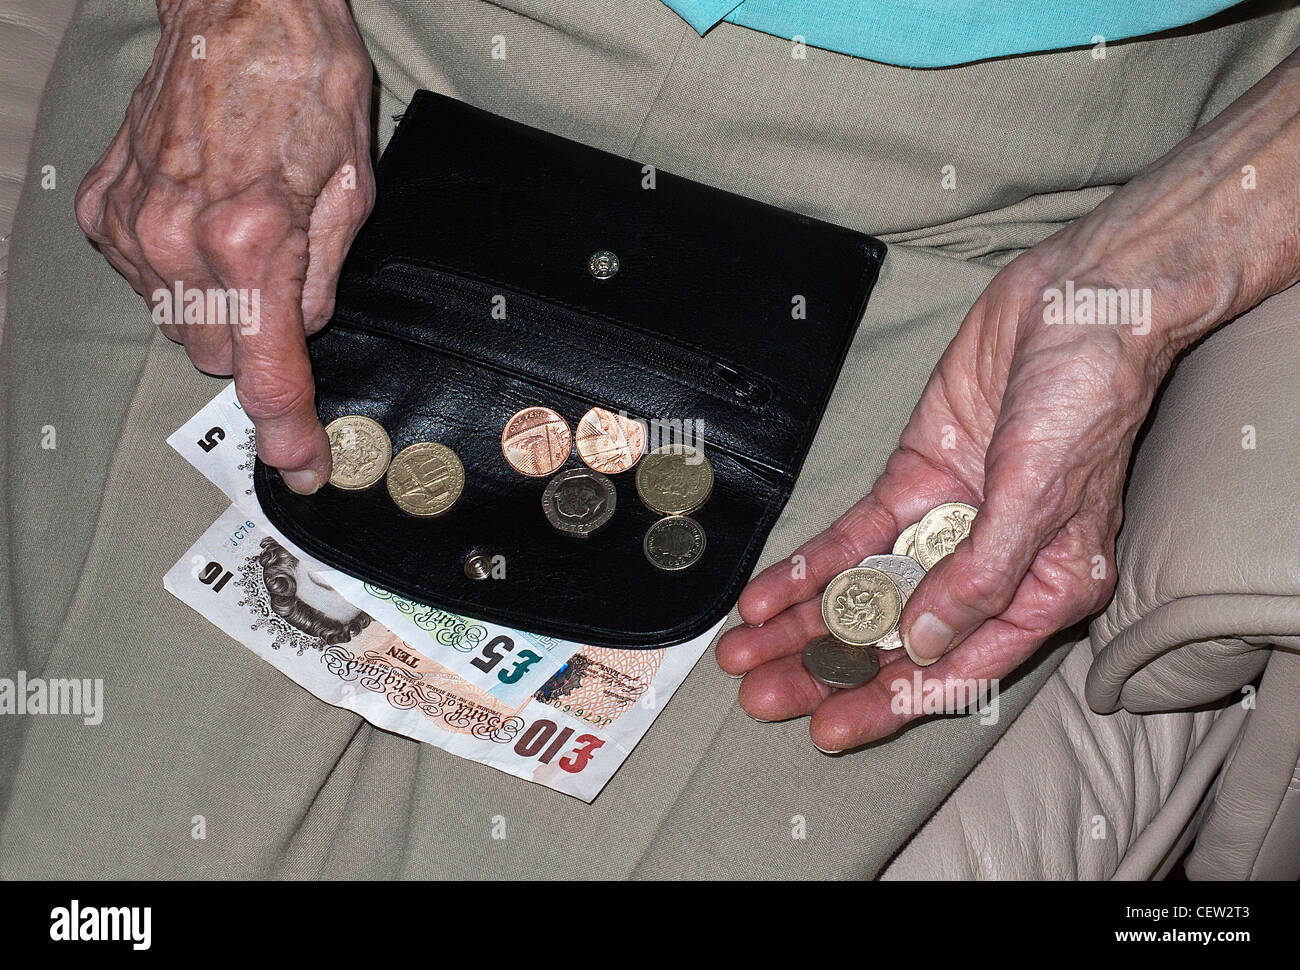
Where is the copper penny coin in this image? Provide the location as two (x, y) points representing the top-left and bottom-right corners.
(574, 407), (646, 475)
(501, 406), (572, 477)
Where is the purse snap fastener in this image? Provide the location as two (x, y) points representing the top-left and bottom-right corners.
(464, 552), (493, 581)
(588, 250), (619, 280)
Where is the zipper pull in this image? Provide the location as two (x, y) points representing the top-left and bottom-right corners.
(709, 360), (770, 404)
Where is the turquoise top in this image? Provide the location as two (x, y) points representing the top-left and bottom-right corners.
(659, 0), (1243, 67)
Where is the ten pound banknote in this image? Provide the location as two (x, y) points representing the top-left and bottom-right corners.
(165, 384), (722, 801)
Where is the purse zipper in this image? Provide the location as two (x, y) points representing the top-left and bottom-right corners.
(374, 263), (773, 406)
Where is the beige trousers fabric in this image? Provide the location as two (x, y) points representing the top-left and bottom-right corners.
(1, 0), (1297, 878)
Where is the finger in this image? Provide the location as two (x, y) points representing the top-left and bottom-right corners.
(811, 617), (1034, 750)
(716, 598), (826, 675)
(736, 652), (833, 724)
(96, 237), (149, 298)
(73, 122), (130, 246)
(301, 160), (374, 333)
(202, 196), (330, 492)
(128, 191), (232, 368)
(898, 477), (1053, 666)
(737, 447), (967, 627)
(231, 290), (330, 493)
(140, 268), (235, 373)
(88, 176), (157, 299)
(148, 282), (182, 344)
(97, 178), (188, 317)
(216, 224), (328, 493)
(738, 493), (898, 626)
(180, 319), (235, 376)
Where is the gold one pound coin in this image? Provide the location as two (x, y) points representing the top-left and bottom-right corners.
(892, 520), (920, 558)
(913, 502), (978, 570)
(386, 442), (465, 517)
(635, 444), (713, 515)
(821, 566), (903, 646)
(325, 415), (392, 491)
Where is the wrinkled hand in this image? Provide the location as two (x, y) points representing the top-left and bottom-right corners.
(717, 42), (1300, 752)
(717, 229), (1179, 751)
(75, 0), (375, 492)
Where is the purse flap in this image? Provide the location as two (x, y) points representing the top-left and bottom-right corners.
(253, 91), (886, 648)
(336, 91), (885, 474)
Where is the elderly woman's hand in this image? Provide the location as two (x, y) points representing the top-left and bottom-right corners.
(74, 0), (375, 494)
(716, 46), (1300, 751)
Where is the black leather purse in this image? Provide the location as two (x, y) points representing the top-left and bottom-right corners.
(254, 91), (886, 648)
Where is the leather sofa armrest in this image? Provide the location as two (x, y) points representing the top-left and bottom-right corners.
(1187, 646), (1300, 879)
(1083, 281), (1300, 879)
(1085, 282), (1300, 715)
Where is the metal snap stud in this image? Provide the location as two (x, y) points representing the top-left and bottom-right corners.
(588, 250), (619, 280)
(464, 551), (493, 581)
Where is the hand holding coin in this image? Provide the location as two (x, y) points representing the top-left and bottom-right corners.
(717, 233), (1154, 749)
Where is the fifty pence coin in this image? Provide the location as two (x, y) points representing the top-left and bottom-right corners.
(575, 407), (646, 475)
(802, 635), (881, 689)
(821, 566), (903, 646)
(643, 515), (706, 571)
(325, 415), (391, 491)
(386, 442), (465, 517)
(541, 468), (616, 537)
(501, 406), (572, 477)
(858, 554), (925, 651)
(914, 502), (978, 570)
(635, 445), (713, 515)
(892, 521), (920, 557)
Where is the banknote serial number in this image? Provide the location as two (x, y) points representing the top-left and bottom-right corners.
(545, 705), (614, 728)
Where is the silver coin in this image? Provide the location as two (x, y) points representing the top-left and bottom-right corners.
(858, 554), (924, 651)
(802, 635), (880, 689)
(541, 468), (616, 536)
(858, 553), (926, 589)
(643, 515), (706, 571)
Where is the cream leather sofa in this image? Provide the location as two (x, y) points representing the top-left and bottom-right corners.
(3, 0), (1295, 880)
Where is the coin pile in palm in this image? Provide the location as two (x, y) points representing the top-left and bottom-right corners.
(320, 404), (711, 572)
(803, 502), (978, 689)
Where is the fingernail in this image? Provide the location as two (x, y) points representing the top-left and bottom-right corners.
(282, 469), (321, 495)
(813, 742), (843, 755)
(904, 612), (955, 666)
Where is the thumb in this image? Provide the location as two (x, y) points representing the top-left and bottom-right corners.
(899, 491), (1043, 666)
